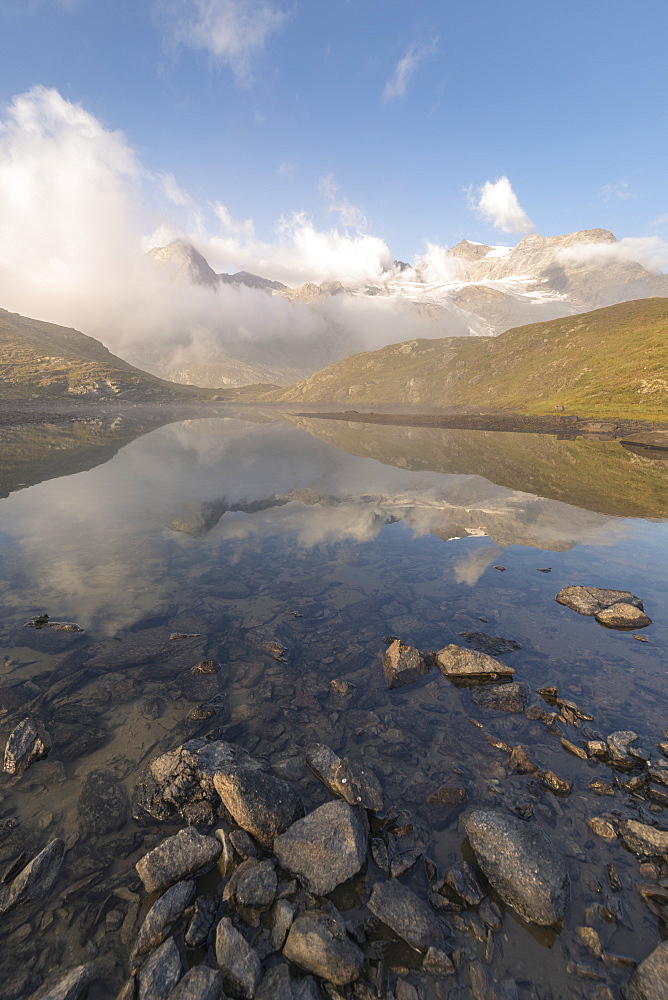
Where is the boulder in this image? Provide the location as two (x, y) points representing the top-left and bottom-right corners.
(138, 938), (182, 1000)
(623, 938), (668, 999)
(305, 743), (384, 811)
(136, 828), (221, 894)
(215, 917), (261, 999)
(213, 767), (303, 847)
(382, 640), (431, 689)
(27, 966), (90, 1000)
(1, 838), (65, 913)
(595, 604), (652, 629)
(367, 879), (444, 952)
(273, 799), (368, 895)
(463, 809), (569, 925)
(132, 880), (195, 960)
(433, 645), (514, 679)
(167, 967), (223, 1000)
(470, 682), (529, 713)
(224, 858), (277, 909)
(620, 820), (668, 857)
(556, 586), (644, 616)
(3, 717), (52, 775)
(283, 909), (364, 985)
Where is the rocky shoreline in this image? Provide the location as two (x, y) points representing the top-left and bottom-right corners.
(2, 584), (668, 1000)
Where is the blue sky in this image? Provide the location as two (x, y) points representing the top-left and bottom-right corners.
(1, 0), (667, 293)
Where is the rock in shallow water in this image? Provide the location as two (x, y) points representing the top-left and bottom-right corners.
(27, 966), (90, 1000)
(1, 838), (65, 914)
(78, 769), (129, 834)
(132, 880), (195, 960)
(213, 766), (303, 848)
(305, 742), (384, 811)
(463, 808), (569, 926)
(556, 586), (644, 616)
(595, 603), (652, 629)
(167, 967), (222, 1000)
(136, 828), (221, 894)
(434, 645), (514, 680)
(283, 909), (364, 985)
(138, 937), (182, 1000)
(3, 717), (52, 775)
(382, 640), (431, 689)
(215, 917), (261, 1000)
(367, 878), (445, 952)
(622, 938), (668, 1000)
(619, 819), (668, 857)
(273, 799), (368, 895)
(470, 682), (529, 713)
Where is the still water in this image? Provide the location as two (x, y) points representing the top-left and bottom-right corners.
(0, 412), (667, 999)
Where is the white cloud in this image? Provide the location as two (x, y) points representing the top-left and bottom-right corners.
(154, 0), (288, 82)
(473, 176), (534, 234)
(650, 213), (668, 227)
(557, 235), (668, 274)
(600, 181), (633, 202)
(318, 173), (368, 231)
(277, 160), (295, 177)
(382, 40), (437, 100)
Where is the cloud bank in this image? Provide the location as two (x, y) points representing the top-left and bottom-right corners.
(474, 176), (534, 234)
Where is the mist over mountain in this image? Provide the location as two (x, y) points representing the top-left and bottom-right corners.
(135, 228), (668, 388)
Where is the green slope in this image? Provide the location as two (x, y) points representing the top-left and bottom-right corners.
(0, 309), (274, 402)
(268, 298), (668, 418)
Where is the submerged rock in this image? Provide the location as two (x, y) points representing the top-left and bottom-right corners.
(463, 809), (569, 925)
(213, 766), (303, 847)
(459, 632), (521, 656)
(619, 820), (668, 857)
(305, 742), (384, 811)
(273, 799), (368, 895)
(27, 966), (90, 1000)
(470, 682), (529, 713)
(1, 838), (65, 913)
(283, 909), (364, 985)
(78, 769), (129, 834)
(382, 640), (431, 689)
(556, 586), (644, 616)
(136, 828), (221, 894)
(215, 917), (261, 1000)
(367, 879), (445, 952)
(3, 717), (52, 775)
(434, 645), (514, 680)
(623, 938), (668, 999)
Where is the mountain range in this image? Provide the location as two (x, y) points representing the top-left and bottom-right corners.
(141, 229), (668, 388)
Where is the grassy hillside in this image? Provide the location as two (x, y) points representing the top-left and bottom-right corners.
(268, 298), (668, 419)
(0, 309), (273, 402)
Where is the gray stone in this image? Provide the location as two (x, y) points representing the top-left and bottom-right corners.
(273, 799), (368, 895)
(215, 917), (261, 999)
(214, 767), (303, 847)
(305, 743), (384, 811)
(1, 838), (65, 913)
(556, 586), (644, 616)
(459, 632), (521, 656)
(423, 947), (455, 975)
(138, 938), (182, 1000)
(132, 880), (195, 960)
(433, 645), (514, 679)
(78, 769), (129, 834)
(382, 640), (431, 689)
(623, 938), (668, 999)
(283, 909), (364, 985)
(136, 828), (221, 894)
(27, 966), (90, 1000)
(395, 982), (418, 1000)
(269, 898), (295, 952)
(167, 967), (222, 1000)
(463, 809), (569, 926)
(619, 820), (668, 857)
(607, 731), (643, 764)
(184, 893), (218, 948)
(224, 858), (277, 909)
(367, 879), (444, 953)
(3, 717), (52, 775)
(595, 603), (652, 629)
(470, 682), (529, 713)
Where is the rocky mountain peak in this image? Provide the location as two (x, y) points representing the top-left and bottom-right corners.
(447, 240), (495, 262)
(146, 239), (219, 288)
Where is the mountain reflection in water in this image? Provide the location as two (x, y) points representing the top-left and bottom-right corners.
(0, 413), (667, 1000)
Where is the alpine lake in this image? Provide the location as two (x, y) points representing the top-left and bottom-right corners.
(1, 407), (667, 1000)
